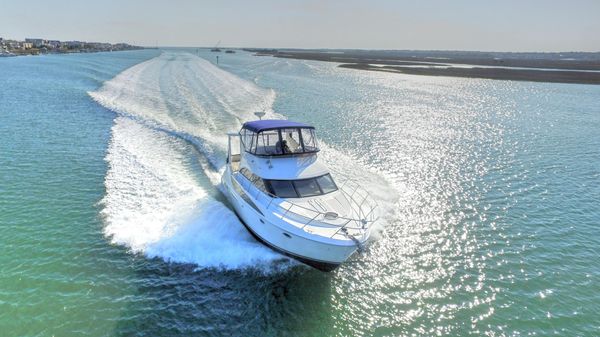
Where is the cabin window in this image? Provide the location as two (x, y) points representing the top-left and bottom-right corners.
(240, 167), (254, 182)
(239, 168), (268, 193)
(265, 174), (338, 198)
(300, 128), (318, 152)
(267, 180), (297, 198)
(293, 178), (321, 197)
(315, 174), (337, 194)
(251, 174), (267, 193)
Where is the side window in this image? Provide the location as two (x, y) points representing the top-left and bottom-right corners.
(250, 173), (267, 193)
(239, 168), (268, 194)
(240, 129), (246, 148)
(240, 168), (251, 180)
(242, 130), (256, 152)
(301, 128), (318, 152)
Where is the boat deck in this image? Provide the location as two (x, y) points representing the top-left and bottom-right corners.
(230, 154), (240, 172)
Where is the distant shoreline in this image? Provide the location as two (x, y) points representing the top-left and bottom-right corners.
(0, 38), (146, 58)
(339, 63), (600, 85)
(0, 47), (149, 58)
(0, 49), (150, 58)
(244, 49), (600, 85)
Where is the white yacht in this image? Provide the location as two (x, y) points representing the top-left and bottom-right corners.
(221, 116), (377, 271)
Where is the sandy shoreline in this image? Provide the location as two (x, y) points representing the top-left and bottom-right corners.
(245, 49), (600, 85)
(339, 63), (600, 84)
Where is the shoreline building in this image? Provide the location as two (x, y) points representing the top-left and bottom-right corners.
(25, 38), (46, 48)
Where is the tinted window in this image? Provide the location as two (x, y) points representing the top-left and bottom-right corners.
(316, 174), (337, 194)
(293, 179), (322, 197)
(240, 168), (268, 193)
(265, 174), (338, 198)
(250, 174), (267, 193)
(268, 180), (297, 198)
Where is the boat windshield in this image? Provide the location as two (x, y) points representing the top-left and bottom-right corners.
(265, 174), (338, 198)
(240, 127), (319, 156)
(238, 169), (338, 198)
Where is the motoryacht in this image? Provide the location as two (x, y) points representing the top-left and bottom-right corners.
(221, 115), (378, 271)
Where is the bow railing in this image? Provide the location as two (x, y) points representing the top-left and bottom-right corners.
(233, 172), (378, 240)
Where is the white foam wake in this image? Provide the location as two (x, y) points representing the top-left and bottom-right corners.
(101, 117), (285, 270)
(94, 52), (287, 271)
(90, 52), (277, 171)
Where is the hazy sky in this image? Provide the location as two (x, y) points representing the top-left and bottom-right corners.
(2, 0), (599, 51)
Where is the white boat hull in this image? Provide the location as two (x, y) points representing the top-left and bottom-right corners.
(222, 171), (359, 271)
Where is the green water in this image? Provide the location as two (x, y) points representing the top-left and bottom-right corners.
(1, 49), (599, 336)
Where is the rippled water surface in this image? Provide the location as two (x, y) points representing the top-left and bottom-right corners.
(1, 49), (599, 336)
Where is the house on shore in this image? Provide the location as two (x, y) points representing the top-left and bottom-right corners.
(25, 38), (46, 48)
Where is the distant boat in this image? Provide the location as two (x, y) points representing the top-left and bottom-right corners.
(211, 40), (221, 52)
(225, 50), (235, 54)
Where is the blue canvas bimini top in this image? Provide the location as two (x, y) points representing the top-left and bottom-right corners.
(242, 119), (314, 132)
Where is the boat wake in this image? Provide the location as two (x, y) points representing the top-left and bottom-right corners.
(101, 117), (285, 270)
(90, 51), (397, 271)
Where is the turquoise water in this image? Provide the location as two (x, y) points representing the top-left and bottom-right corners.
(1, 49), (599, 336)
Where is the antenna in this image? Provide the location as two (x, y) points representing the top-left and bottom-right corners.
(254, 111), (266, 120)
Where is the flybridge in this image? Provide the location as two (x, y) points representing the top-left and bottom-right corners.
(240, 119), (319, 156)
